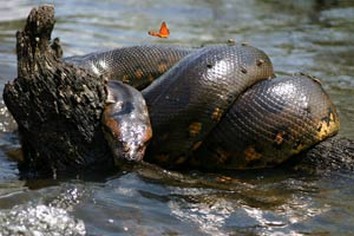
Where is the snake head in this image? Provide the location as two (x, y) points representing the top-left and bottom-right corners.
(102, 81), (152, 163)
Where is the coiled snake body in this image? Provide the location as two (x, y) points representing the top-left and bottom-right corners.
(66, 44), (340, 170)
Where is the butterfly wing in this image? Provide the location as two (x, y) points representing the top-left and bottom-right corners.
(158, 21), (170, 38)
(148, 21), (170, 38)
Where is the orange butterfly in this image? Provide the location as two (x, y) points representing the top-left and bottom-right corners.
(148, 21), (170, 38)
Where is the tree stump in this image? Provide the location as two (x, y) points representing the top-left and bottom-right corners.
(3, 5), (112, 176)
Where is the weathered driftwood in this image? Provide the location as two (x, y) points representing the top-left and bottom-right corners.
(3, 5), (112, 176)
(2, 5), (353, 177)
(293, 136), (354, 173)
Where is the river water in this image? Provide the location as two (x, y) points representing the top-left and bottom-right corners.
(0, 0), (353, 235)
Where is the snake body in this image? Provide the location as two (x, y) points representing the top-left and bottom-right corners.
(67, 44), (340, 169)
(142, 44), (274, 167)
(65, 45), (192, 90)
(192, 74), (340, 169)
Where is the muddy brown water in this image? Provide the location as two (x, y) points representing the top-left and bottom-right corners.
(0, 0), (353, 235)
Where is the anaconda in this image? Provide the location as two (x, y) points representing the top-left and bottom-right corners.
(66, 44), (340, 170)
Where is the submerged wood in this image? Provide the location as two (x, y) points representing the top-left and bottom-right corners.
(2, 5), (353, 177)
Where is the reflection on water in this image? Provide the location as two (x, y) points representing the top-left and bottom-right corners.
(0, 0), (353, 235)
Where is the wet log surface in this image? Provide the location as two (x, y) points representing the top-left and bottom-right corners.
(3, 5), (112, 176)
(2, 5), (353, 177)
(292, 136), (354, 173)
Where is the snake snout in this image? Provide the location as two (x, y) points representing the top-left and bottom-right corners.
(102, 80), (152, 164)
(119, 124), (152, 162)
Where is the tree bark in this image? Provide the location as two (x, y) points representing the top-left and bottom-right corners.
(2, 5), (353, 177)
(3, 5), (112, 177)
(291, 136), (354, 173)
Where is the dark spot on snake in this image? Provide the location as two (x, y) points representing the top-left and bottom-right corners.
(173, 155), (188, 165)
(244, 145), (262, 163)
(134, 68), (144, 79)
(224, 93), (235, 104)
(214, 147), (231, 164)
(245, 156), (263, 167)
(317, 123), (323, 132)
(292, 139), (304, 151)
(192, 141), (203, 151)
(321, 110), (334, 126)
(256, 59), (264, 66)
(305, 106), (311, 114)
(188, 122), (202, 137)
(273, 130), (287, 149)
(158, 63), (168, 74)
(155, 153), (170, 164)
(207, 64), (213, 69)
(241, 67), (247, 74)
(122, 74), (130, 83)
(147, 74), (155, 82)
(328, 107), (336, 122)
